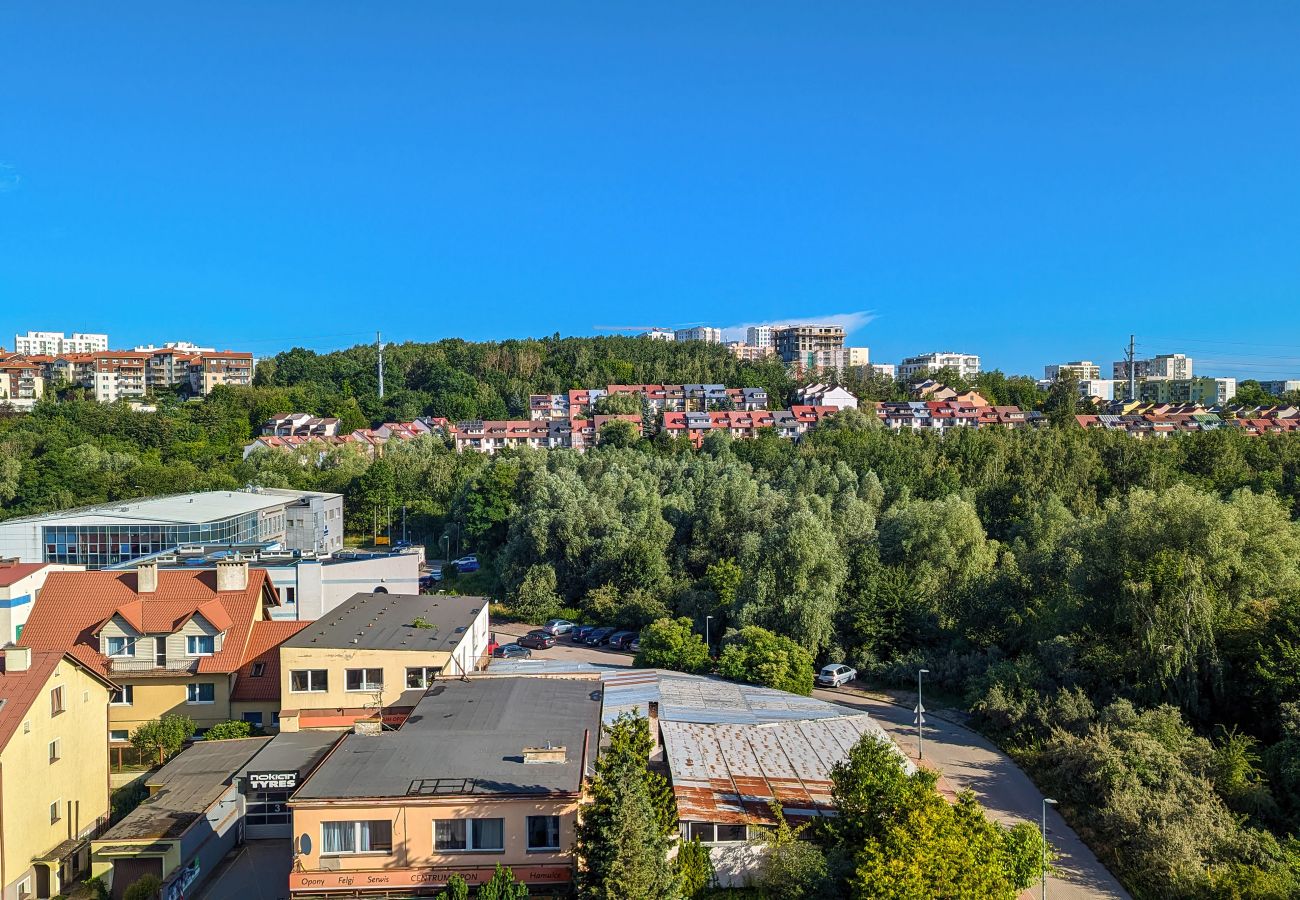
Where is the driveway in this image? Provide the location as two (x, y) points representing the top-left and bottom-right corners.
(501, 623), (1128, 899)
(191, 839), (291, 900)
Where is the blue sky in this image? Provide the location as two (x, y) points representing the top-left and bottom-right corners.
(2, 2), (1299, 379)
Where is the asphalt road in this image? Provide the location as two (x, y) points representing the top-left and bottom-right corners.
(502, 623), (1129, 899)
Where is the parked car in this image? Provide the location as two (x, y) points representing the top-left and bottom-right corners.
(571, 624), (597, 643)
(492, 643), (532, 659)
(629, 636), (641, 653)
(542, 618), (576, 636)
(585, 626), (617, 646)
(517, 631), (556, 650)
(816, 664), (857, 687)
(607, 630), (637, 650)
(451, 554), (480, 573)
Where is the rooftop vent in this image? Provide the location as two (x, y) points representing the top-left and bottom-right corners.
(523, 743), (567, 765)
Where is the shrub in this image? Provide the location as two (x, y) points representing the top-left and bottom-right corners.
(635, 617), (710, 674)
(205, 720), (254, 741)
(124, 874), (161, 900)
(716, 626), (814, 695)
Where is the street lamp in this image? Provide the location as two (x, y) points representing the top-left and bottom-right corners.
(1041, 797), (1057, 900)
(705, 616), (714, 653)
(916, 669), (929, 760)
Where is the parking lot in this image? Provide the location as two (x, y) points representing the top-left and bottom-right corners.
(492, 621), (638, 667)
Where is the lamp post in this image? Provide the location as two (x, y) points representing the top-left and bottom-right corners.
(705, 615), (714, 653)
(916, 668), (929, 760)
(1041, 797), (1057, 900)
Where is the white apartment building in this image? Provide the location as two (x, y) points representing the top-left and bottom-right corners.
(745, 325), (774, 348)
(132, 341), (216, 354)
(1113, 353), (1193, 381)
(795, 384), (859, 410)
(869, 363), (897, 379)
(13, 331), (109, 355)
(639, 329), (675, 341)
(1045, 361), (1102, 381)
(898, 351), (981, 379)
(675, 326), (723, 344)
(1260, 380), (1300, 396)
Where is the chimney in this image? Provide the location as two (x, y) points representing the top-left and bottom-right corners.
(353, 718), (382, 736)
(136, 560), (158, 594)
(523, 743), (567, 765)
(4, 646), (32, 672)
(647, 700), (660, 750)
(216, 559), (249, 593)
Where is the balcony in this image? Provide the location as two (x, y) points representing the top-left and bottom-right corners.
(108, 658), (200, 675)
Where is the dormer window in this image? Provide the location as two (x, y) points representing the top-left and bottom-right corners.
(106, 637), (134, 657)
(187, 635), (215, 656)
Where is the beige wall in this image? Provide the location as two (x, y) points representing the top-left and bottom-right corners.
(280, 647), (453, 713)
(291, 796), (579, 871)
(108, 675), (234, 736)
(2, 659), (111, 898)
(100, 613), (227, 662)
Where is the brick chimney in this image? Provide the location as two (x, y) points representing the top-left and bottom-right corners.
(216, 559), (249, 593)
(4, 646), (32, 672)
(136, 560), (158, 594)
(523, 743), (567, 765)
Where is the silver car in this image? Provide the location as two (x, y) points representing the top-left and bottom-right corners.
(541, 618), (576, 636)
(816, 664), (857, 688)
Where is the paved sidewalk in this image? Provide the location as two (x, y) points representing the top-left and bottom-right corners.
(191, 839), (291, 900)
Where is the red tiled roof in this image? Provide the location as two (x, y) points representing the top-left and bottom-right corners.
(18, 569), (275, 677)
(230, 620), (311, 701)
(0, 562), (49, 588)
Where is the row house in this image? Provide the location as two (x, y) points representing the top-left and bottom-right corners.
(263, 413), (343, 438)
(549, 415), (642, 451)
(243, 419), (449, 463)
(452, 420), (550, 454)
(662, 407), (837, 448)
(875, 401), (1038, 433)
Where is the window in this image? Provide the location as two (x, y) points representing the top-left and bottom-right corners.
(50, 686), (64, 716)
(242, 712), (263, 727)
(105, 636), (134, 657)
(406, 667), (442, 689)
(283, 587), (296, 604)
(50, 800), (61, 824)
(187, 635), (215, 656)
(110, 685), (134, 706)
(435, 818), (504, 852)
(345, 668), (384, 692)
(686, 822), (747, 844)
(527, 815), (561, 851)
(251, 662), (266, 677)
(49, 739), (61, 763)
(187, 682), (215, 704)
(321, 820), (393, 855)
(17, 876), (31, 899)
(290, 670), (328, 692)
(110, 730), (130, 743)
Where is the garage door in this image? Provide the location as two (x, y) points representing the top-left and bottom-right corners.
(111, 857), (164, 900)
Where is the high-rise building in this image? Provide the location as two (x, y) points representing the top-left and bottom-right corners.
(1044, 361), (1102, 381)
(674, 326), (722, 344)
(745, 325), (774, 348)
(1113, 353), (1193, 381)
(1138, 376), (1234, 405)
(13, 331), (109, 355)
(773, 325), (845, 366)
(898, 352), (981, 380)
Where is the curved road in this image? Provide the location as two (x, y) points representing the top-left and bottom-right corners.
(813, 686), (1129, 900)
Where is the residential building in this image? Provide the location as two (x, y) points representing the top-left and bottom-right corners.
(898, 351), (981, 380)
(90, 737), (271, 900)
(1260, 380), (1300, 396)
(262, 413), (343, 438)
(451, 420), (550, 453)
(0, 358), (46, 410)
(874, 400), (1038, 433)
(0, 646), (115, 900)
(287, 676), (600, 897)
(92, 351), (150, 403)
(1113, 352), (1193, 382)
(1139, 377), (1235, 406)
(109, 544), (421, 622)
(14, 331), (109, 355)
(1044, 361), (1102, 381)
(0, 560), (85, 645)
(1078, 379), (1116, 401)
(235, 730), (341, 840)
(869, 362), (897, 379)
(662, 406), (839, 447)
(773, 325), (845, 367)
(639, 329), (675, 341)
(187, 351), (254, 394)
(745, 325), (773, 347)
(795, 384), (858, 410)
(18, 560), (296, 739)
(0, 488), (344, 569)
(725, 341), (775, 361)
(131, 341), (214, 354)
(277, 591), (492, 732)
(674, 326), (722, 344)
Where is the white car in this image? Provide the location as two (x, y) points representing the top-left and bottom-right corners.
(816, 664), (857, 688)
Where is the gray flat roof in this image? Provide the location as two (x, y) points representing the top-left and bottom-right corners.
(293, 677), (602, 801)
(281, 592), (485, 653)
(99, 738), (271, 841)
(237, 730), (342, 780)
(0, 489), (340, 527)
(105, 544), (417, 571)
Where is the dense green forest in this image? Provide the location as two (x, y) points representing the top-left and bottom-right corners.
(5, 337), (1300, 898)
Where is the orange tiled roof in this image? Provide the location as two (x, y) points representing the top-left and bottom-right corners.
(230, 620), (311, 701)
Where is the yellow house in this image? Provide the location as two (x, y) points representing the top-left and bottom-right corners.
(18, 560), (300, 746)
(277, 592), (490, 732)
(0, 646), (115, 900)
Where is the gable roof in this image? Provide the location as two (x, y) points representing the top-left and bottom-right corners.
(18, 569), (275, 677)
(0, 650), (116, 749)
(230, 620), (311, 701)
(0, 562), (49, 588)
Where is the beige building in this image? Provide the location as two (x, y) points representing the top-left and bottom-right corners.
(287, 677), (600, 897)
(277, 592), (491, 732)
(17, 561), (300, 743)
(0, 646), (115, 900)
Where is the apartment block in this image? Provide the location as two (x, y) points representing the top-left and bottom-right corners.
(0, 646), (115, 900)
(188, 351), (254, 394)
(1138, 376), (1235, 406)
(1260, 380), (1300, 396)
(14, 331), (109, 355)
(898, 351), (981, 380)
(1113, 353), (1193, 382)
(93, 351), (149, 402)
(1044, 361), (1102, 381)
(745, 325), (774, 347)
(639, 329), (675, 341)
(0, 561), (86, 645)
(726, 342), (775, 362)
(674, 326), (722, 343)
(0, 358), (46, 410)
(773, 325), (845, 366)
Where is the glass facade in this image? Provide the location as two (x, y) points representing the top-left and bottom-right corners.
(41, 511), (264, 569)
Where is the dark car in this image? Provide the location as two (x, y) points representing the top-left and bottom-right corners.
(607, 630), (637, 650)
(585, 626), (617, 646)
(571, 624), (597, 643)
(517, 631), (556, 650)
(492, 643), (532, 659)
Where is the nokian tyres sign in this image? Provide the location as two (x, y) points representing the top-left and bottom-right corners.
(246, 770), (299, 792)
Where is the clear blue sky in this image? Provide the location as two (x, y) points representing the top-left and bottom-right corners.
(3, 2), (1299, 379)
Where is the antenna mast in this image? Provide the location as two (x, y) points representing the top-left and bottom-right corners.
(377, 331), (385, 399)
(1126, 334), (1136, 401)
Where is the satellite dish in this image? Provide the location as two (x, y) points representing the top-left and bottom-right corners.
(299, 834), (312, 856)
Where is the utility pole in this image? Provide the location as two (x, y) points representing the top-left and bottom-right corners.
(916, 668), (929, 760)
(1125, 334), (1136, 402)
(377, 331), (385, 399)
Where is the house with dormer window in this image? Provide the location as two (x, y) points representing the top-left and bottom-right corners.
(18, 558), (302, 742)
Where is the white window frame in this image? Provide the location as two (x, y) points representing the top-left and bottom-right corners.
(110, 729), (130, 743)
(16, 876), (30, 899)
(434, 817), (505, 852)
(187, 635), (216, 657)
(345, 668), (384, 693)
(110, 685), (134, 706)
(320, 820), (394, 856)
(289, 669), (328, 693)
(106, 636), (135, 657)
(186, 682), (216, 704)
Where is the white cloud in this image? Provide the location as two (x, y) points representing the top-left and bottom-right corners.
(0, 163), (20, 193)
(718, 310), (876, 343)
